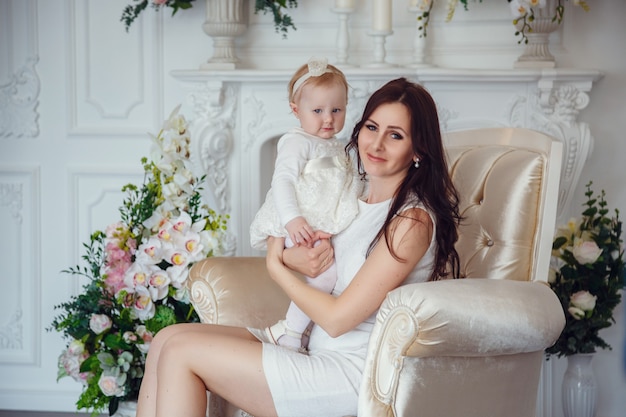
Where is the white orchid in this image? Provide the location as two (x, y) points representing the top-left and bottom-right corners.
(131, 285), (155, 321)
(52, 105), (229, 414)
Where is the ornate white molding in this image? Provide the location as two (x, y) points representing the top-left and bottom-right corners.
(186, 81), (239, 255)
(0, 310), (23, 350)
(0, 182), (24, 352)
(509, 80), (595, 218)
(188, 81), (238, 214)
(0, 182), (24, 222)
(0, 0), (39, 138)
(171, 67), (600, 259)
(0, 56), (40, 138)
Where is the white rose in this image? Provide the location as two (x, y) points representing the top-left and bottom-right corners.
(572, 239), (603, 265)
(123, 331), (137, 343)
(60, 349), (81, 378)
(568, 306), (586, 320)
(570, 290), (597, 312)
(89, 314), (112, 335)
(67, 339), (85, 355)
(98, 374), (124, 397)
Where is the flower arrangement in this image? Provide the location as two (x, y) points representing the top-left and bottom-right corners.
(50, 107), (229, 415)
(415, 0), (589, 43)
(121, 0), (299, 36)
(546, 182), (624, 358)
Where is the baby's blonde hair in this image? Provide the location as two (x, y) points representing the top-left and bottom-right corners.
(288, 62), (348, 104)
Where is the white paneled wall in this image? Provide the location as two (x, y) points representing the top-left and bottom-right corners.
(68, 1), (164, 134)
(0, 1), (625, 416)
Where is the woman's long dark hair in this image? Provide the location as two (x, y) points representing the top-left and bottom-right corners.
(346, 78), (461, 280)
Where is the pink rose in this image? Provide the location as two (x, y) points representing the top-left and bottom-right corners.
(89, 314), (112, 335)
(59, 347), (91, 385)
(98, 374), (124, 397)
(570, 290), (597, 312)
(572, 239), (602, 265)
(153, 0), (168, 5)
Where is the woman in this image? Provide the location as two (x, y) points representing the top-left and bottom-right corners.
(135, 78), (461, 417)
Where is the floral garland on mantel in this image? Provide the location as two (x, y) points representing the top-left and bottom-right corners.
(414, 0), (589, 43)
(121, 0), (299, 36)
(50, 107), (229, 415)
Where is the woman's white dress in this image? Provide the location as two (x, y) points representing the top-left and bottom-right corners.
(251, 197), (437, 417)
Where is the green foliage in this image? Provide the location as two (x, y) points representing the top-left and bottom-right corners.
(546, 182), (625, 358)
(50, 108), (228, 415)
(121, 0), (299, 37)
(415, 0), (589, 44)
(121, 0), (194, 32)
(254, 0), (298, 37)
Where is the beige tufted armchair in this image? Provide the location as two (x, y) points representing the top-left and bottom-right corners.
(187, 127), (566, 417)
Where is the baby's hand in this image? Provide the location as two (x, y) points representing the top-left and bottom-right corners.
(285, 216), (314, 246)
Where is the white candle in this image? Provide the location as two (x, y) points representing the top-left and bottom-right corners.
(335, 0), (355, 9)
(372, 0), (392, 32)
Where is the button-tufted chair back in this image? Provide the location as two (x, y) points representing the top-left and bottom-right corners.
(445, 127), (562, 284)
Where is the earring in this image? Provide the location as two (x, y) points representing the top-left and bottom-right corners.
(414, 158), (420, 169)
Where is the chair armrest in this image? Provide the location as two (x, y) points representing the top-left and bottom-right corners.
(187, 256), (291, 328)
(372, 278), (565, 358)
(361, 279), (565, 416)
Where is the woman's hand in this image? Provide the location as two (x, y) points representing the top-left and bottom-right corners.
(265, 236), (287, 276)
(282, 231), (334, 278)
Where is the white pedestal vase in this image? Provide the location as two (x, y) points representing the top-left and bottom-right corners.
(407, 5), (431, 68)
(514, 0), (560, 68)
(112, 401), (137, 417)
(201, 0), (248, 70)
(562, 354), (597, 417)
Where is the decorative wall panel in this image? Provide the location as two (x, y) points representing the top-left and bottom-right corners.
(0, 0), (40, 138)
(0, 167), (40, 365)
(68, 0), (163, 135)
(68, 167), (143, 290)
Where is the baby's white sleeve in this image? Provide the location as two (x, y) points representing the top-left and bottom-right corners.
(271, 133), (310, 226)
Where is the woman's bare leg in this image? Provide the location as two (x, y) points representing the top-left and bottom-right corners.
(137, 323), (195, 417)
(136, 322), (277, 417)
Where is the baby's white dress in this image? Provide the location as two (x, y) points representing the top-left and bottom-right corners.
(249, 127), (362, 250)
(252, 197), (437, 417)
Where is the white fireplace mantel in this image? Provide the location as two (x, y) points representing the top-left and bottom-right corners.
(171, 67), (602, 256)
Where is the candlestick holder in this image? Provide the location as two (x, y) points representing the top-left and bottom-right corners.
(407, 6), (432, 68)
(364, 30), (395, 68)
(331, 7), (356, 68)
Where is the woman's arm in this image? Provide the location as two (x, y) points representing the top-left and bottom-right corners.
(266, 207), (433, 337)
